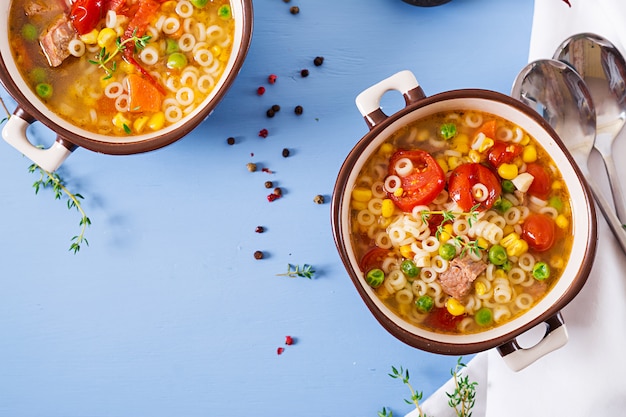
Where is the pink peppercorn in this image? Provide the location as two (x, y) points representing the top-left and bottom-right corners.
(268, 74), (277, 84)
(285, 335), (294, 345)
(267, 193), (281, 202)
(257, 86), (266, 95)
(259, 128), (269, 138)
(277, 347), (285, 355)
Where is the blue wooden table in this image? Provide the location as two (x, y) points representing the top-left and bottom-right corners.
(0, 1), (533, 416)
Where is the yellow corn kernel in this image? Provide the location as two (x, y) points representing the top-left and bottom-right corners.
(478, 137), (494, 152)
(507, 239), (528, 257)
(80, 29), (99, 45)
(475, 281), (487, 296)
(448, 156), (461, 170)
(133, 116), (150, 133)
(393, 187), (404, 197)
(498, 163), (518, 180)
(400, 245), (414, 259)
(112, 112), (131, 130)
(351, 200), (367, 211)
(552, 180), (563, 191)
(468, 149), (481, 163)
(417, 129), (430, 141)
(520, 135), (531, 146)
(378, 143), (394, 156)
(495, 269), (508, 280)
(351, 187), (372, 202)
(147, 111), (165, 131)
(436, 157), (449, 173)
(501, 232), (519, 247)
(555, 214), (569, 229)
(211, 45), (222, 57)
(162, 0), (177, 12)
(97, 28), (118, 49)
(550, 255), (564, 269)
(522, 145), (537, 163)
(381, 199), (395, 218)
(446, 298), (465, 316)
(477, 237), (489, 251)
(502, 224), (515, 235)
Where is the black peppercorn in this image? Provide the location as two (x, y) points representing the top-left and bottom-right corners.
(282, 148), (290, 157)
(246, 162), (257, 172)
(313, 56), (324, 66)
(273, 187), (282, 197)
(271, 104), (281, 112)
(254, 250), (264, 259)
(266, 108), (275, 118)
(294, 105), (303, 115)
(255, 226), (264, 233)
(227, 136), (235, 145)
(313, 194), (325, 204)
(264, 181), (273, 189)
(300, 68), (309, 77)
(290, 6), (299, 14)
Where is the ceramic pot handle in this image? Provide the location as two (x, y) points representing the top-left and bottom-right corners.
(1, 107), (76, 172)
(497, 312), (568, 372)
(355, 70), (426, 130)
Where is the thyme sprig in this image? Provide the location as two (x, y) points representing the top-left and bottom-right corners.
(276, 264), (316, 279)
(89, 30), (151, 79)
(419, 204), (484, 257)
(28, 163), (91, 253)
(388, 366), (427, 417)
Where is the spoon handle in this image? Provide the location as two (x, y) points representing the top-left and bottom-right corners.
(587, 177), (626, 254)
(598, 148), (626, 223)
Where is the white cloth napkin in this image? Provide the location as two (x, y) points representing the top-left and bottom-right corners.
(414, 2), (626, 416)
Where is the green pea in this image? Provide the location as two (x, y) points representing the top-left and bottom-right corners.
(501, 179), (516, 193)
(29, 67), (47, 84)
(475, 307), (493, 326)
(165, 38), (179, 54)
(190, 0), (209, 7)
(500, 259), (512, 272)
(366, 268), (385, 288)
(22, 23), (38, 41)
(439, 243), (456, 261)
(493, 197), (513, 213)
(488, 244), (508, 266)
(167, 52), (188, 69)
(439, 123), (457, 140)
(218, 5), (231, 19)
(415, 295), (434, 313)
(532, 262), (550, 281)
(548, 196), (563, 212)
(35, 83), (53, 100)
(400, 259), (420, 278)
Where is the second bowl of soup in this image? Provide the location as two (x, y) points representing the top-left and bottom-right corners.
(0, 0), (253, 171)
(331, 70), (597, 371)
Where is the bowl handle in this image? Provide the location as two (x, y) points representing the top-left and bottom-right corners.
(355, 70), (426, 130)
(497, 312), (568, 372)
(2, 107), (76, 172)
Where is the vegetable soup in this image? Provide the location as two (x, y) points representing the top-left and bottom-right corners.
(8, 0), (234, 136)
(350, 110), (573, 334)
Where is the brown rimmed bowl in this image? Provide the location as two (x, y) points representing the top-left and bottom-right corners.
(331, 70), (597, 371)
(0, 0), (253, 172)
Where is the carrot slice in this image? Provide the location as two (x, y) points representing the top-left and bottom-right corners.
(126, 73), (162, 113)
(475, 119), (497, 139)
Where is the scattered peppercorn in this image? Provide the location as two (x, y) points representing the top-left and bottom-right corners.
(300, 68), (309, 77)
(314, 56), (324, 66)
(273, 187), (283, 196)
(277, 347), (285, 355)
(255, 226), (265, 233)
(262, 167), (273, 174)
(259, 128), (269, 138)
(271, 104), (281, 112)
(264, 181), (273, 188)
(254, 250), (264, 259)
(294, 105), (303, 115)
(266, 108), (275, 118)
(247, 162), (257, 172)
(267, 193), (281, 202)
(313, 194), (325, 204)
(283, 0), (290, 2)
(290, 6), (299, 14)
(226, 136), (235, 145)
(285, 335), (294, 345)
(257, 86), (266, 95)
(282, 148), (290, 158)
(268, 74), (277, 84)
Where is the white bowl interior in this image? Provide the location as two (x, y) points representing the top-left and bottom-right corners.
(340, 97), (591, 345)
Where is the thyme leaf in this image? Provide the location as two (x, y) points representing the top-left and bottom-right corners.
(90, 30), (151, 78)
(276, 264), (316, 279)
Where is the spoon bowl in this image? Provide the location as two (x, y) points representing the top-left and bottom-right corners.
(512, 58), (626, 254)
(554, 33), (626, 222)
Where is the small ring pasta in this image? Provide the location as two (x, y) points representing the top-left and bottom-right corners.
(68, 39), (85, 57)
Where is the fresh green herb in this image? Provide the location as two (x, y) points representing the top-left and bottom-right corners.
(123, 123), (132, 134)
(28, 164), (91, 253)
(419, 205), (483, 257)
(277, 264), (315, 279)
(388, 366), (427, 417)
(447, 357), (478, 417)
(89, 30), (151, 79)
(378, 407), (393, 417)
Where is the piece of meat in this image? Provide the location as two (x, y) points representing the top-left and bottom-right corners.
(39, 14), (77, 67)
(24, 0), (67, 17)
(438, 257), (487, 300)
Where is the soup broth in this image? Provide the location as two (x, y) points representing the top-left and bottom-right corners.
(8, 0), (234, 136)
(350, 110), (573, 335)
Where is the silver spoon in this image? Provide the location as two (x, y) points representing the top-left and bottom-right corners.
(554, 33), (626, 223)
(511, 58), (626, 254)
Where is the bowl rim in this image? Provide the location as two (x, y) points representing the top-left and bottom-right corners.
(0, 0), (253, 155)
(331, 88), (597, 355)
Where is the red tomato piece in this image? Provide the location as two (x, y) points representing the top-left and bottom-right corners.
(475, 119), (497, 139)
(488, 141), (523, 167)
(448, 163), (502, 212)
(70, 0), (105, 35)
(386, 150), (445, 212)
(359, 247), (391, 273)
(525, 163), (552, 200)
(522, 213), (556, 252)
(424, 307), (465, 333)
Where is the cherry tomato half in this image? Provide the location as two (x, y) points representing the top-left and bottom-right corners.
(525, 163), (552, 200)
(448, 163), (502, 212)
(386, 150), (446, 212)
(71, 0), (105, 35)
(522, 213), (556, 252)
(488, 140), (523, 168)
(359, 247), (390, 273)
(423, 307), (465, 333)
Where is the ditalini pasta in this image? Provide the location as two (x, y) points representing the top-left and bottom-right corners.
(352, 110), (573, 334)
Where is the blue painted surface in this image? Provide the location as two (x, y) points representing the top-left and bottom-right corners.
(0, 1), (533, 416)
